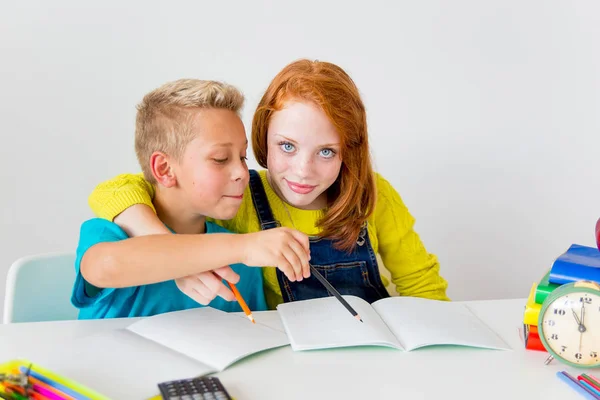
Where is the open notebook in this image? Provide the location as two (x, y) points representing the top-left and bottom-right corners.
(277, 295), (511, 351)
(55, 307), (289, 399)
(124, 307), (290, 371)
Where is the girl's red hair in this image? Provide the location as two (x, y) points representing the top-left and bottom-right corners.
(252, 59), (376, 251)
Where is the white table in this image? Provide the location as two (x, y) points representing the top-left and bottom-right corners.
(0, 298), (592, 399)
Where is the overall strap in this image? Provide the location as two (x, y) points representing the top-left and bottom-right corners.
(249, 170), (280, 230)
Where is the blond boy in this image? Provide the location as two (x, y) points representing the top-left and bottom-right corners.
(72, 79), (309, 319)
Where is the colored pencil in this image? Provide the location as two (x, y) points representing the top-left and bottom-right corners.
(227, 281), (255, 324)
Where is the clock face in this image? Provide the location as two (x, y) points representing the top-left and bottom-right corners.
(540, 289), (600, 367)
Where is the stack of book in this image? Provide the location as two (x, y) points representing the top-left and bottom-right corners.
(523, 243), (600, 352)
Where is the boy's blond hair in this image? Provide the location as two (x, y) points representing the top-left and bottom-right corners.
(135, 79), (245, 183)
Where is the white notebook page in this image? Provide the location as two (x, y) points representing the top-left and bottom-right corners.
(277, 295), (403, 351)
(126, 307), (290, 370)
(372, 297), (511, 351)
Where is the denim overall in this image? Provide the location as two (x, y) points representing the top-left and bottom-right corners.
(249, 170), (390, 304)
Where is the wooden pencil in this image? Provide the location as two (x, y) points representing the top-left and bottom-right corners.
(227, 281), (255, 324)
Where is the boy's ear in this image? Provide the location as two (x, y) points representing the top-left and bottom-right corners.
(149, 151), (177, 188)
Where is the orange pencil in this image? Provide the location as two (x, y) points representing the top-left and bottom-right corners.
(227, 281), (255, 324)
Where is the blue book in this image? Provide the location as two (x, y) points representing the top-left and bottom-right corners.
(549, 244), (600, 285)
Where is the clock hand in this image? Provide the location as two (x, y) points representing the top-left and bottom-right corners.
(579, 301), (586, 333)
(578, 301), (586, 354)
(572, 308), (582, 326)
(579, 323), (584, 353)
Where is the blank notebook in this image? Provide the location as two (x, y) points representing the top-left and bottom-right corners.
(55, 307), (289, 399)
(277, 295), (511, 352)
(126, 307), (291, 370)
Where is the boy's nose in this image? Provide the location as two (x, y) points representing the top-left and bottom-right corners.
(231, 160), (249, 182)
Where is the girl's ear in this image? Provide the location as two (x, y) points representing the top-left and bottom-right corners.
(149, 151), (177, 188)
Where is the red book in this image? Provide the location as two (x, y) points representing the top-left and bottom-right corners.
(524, 324), (546, 352)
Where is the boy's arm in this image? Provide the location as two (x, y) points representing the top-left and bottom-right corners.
(82, 227), (311, 289)
(81, 233), (251, 288)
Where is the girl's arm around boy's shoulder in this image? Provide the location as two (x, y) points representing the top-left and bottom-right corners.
(372, 173), (450, 301)
(88, 173), (155, 222)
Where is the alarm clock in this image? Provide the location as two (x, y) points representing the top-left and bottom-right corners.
(538, 280), (600, 368)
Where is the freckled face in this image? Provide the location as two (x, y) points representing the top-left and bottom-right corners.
(266, 101), (342, 210)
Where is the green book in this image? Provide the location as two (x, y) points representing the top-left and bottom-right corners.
(534, 269), (560, 304)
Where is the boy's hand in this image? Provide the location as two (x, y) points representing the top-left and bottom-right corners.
(242, 228), (311, 282)
(175, 266), (240, 305)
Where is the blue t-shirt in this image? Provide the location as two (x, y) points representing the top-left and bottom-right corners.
(71, 218), (267, 319)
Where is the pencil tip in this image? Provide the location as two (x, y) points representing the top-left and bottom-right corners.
(248, 314), (256, 324)
(354, 315), (363, 322)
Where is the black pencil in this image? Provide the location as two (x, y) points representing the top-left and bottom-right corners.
(309, 264), (363, 322)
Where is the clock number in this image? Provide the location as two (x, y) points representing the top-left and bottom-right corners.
(580, 296), (592, 304)
(547, 320), (556, 327)
(591, 351), (598, 358)
(561, 346), (567, 353)
(551, 334), (559, 340)
(554, 309), (566, 316)
(575, 353), (583, 360)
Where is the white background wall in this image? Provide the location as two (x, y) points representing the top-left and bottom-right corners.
(1, 0), (598, 319)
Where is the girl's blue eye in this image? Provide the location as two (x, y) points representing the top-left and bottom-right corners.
(281, 142), (295, 153)
(320, 149), (335, 158)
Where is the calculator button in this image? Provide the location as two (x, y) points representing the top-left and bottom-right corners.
(159, 377), (230, 400)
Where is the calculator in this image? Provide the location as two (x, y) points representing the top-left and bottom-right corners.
(158, 376), (232, 400)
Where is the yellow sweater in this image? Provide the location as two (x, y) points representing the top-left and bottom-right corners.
(88, 170), (449, 308)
